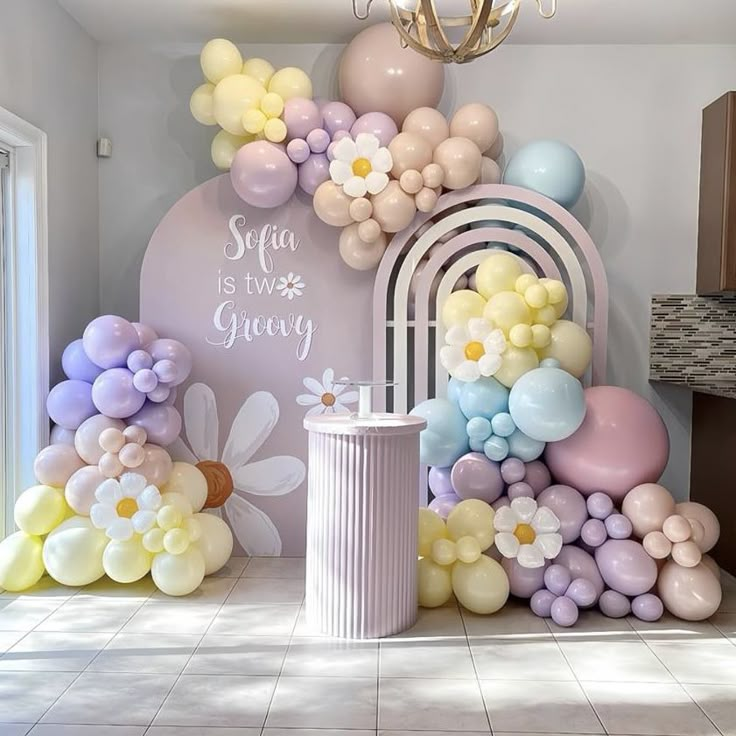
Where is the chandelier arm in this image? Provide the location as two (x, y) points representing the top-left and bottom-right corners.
(350, 0), (374, 21)
(456, 0), (496, 58)
(420, 0), (455, 58)
(389, 2), (446, 61)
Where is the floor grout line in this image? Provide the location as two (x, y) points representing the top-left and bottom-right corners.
(458, 603), (494, 736)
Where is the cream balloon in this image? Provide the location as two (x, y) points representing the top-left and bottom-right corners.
(475, 253), (523, 298)
(242, 57), (275, 86)
(211, 129), (251, 170)
(450, 103), (499, 153)
(14, 485), (67, 536)
(446, 499), (495, 550)
(389, 132), (433, 178)
(268, 67), (312, 101)
(402, 107), (450, 148)
(339, 225), (387, 271)
(213, 74), (266, 136)
(675, 501), (720, 553)
(0, 532), (44, 592)
(65, 465), (106, 515)
(74, 414), (126, 465)
(190, 83), (217, 125)
(433, 136), (482, 190)
(494, 345), (539, 388)
(43, 516), (107, 587)
(441, 289), (486, 328)
(193, 513), (234, 575)
(162, 462), (208, 513)
(477, 157), (502, 185)
(452, 556), (509, 614)
(201, 39), (243, 84)
(658, 560), (721, 621)
(483, 291), (532, 333)
(622, 483), (676, 538)
(159, 491), (194, 517)
(371, 181), (417, 233)
(103, 537), (153, 583)
(418, 507), (447, 557)
(418, 557), (453, 608)
(152, 547), (206, 596)
(313, 181), (353, 227)
(538, 320), (593, 378)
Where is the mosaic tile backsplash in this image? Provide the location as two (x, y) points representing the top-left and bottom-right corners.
(650, 294), (736, 399)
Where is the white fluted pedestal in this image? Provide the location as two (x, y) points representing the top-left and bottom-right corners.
(304, 413), (426, 639)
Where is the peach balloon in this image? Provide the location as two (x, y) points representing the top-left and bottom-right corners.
(400, 169), (424, 195)
(358, 218), (382, 243)
(478, 157), (502, 185)
(137, 444), (173, 487)
(65, 465), (106, 515)
(371, 181), (417, 233)
(415, 187), (438, 213)
(74, 414), (126, 465)
(338, 225), (387, 271)
(622, 483), (676, 538)
(433, 137), (482, 189)
(686, 518), (706, 549)
(671, 540), (702, 568)
(675, 501), (720, 553)
(662, 514), (691, 543)
(658, 560), (721, 621)
(99, 452), (124, 479)
(313, 181), (353, 227)
(402, 106), (450, 148)
(422, 162), (444, 189)
(450, 103), (499, 153)
(643, 531), (671, 560)
(487, 132), (504, 160)
(33, 444), (85, 487)
(701, 554), (721, 581)
(389, 132), (433, 177)
(349, 197), (372, 222)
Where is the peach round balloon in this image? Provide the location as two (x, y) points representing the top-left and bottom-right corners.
(643, 530), (671, 559)
(701, 554), (721, 581)
(422, 162), (444, 189)
(357, 218), (382, 243)
(136, 444), (173, 487)
(74, 414), (126, 465)
(450, 103), (499, 153)
(400, 169), (424, 195)
(671, 540), (702, 568)
(33, 445), (85, 487)
(433, 137), (482, 189)
(371, 181), (417, 233)
(622, 483), (676, 538)
(338, 22), (444, 125)
(402, 107), (450, 148)
(338, 224), (387, 271)
(65, 465), (107, 515)
(348, 197), (372, 222)
(675, 501), (720, 553)
(662, 514), (691, 543)
(415, 187), (438, 213)
(658, 560), (721, 621)
(313, 181), (353, 227)
(478, 157), (502, 185)
(389, 132), (433, 178)
(487, 132), (504, 160)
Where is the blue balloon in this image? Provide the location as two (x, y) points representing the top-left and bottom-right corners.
(458, 376), (509, 420)
(466, 416), (492, 441)
(507, 428), (545, 462)
(469, 437), (485, 453)
(447, 377), (464, 405)
(503, 140), (586, 209)
(491, 412), (515, 438)
(484, 435), (509, 462)
(508, 366), (586, 442)
(62, 339), (104, 383)
(411, 398), (469, 468)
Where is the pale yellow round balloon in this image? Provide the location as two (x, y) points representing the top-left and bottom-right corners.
(143, 527), (165, 554)
(103, 537), (153, 583)
(533, 305), (558, 327)
(157, 505), (183, 531)
(441, 289), (486, 328)
(213, 74), (266, 136)
(242, 57), (275, 87)
(447, 499), (495, 550)
(201, 39), (243, 84)
(162, 463), (208, 513)
(509, 323), (533, 349)
(455, 535), (482, 563)
(515, 274), (537, 294)
(261, 92), (284, 118)
(494, 345), (539, 388)
(190, 83), (217, 126)
(268, 67), (313, 101)
(264, 118), (287, 143)
(193, 513), (234, 575)
(524, 284), (549, 309)
(531, 324), (551, 349)
(476, 253), (523, 299)
(211, 130), (251, 171)
(418, 507), (447, 557)
(538, 320), (592, 378)
(243, 108), (267, 134)
(43, 516), (107, 587)
(483, 292), (532, 334)
(152, 547), (206, 597)
(0, 532), (44, 592)
(14, 485), (67, 536)
(431, 538), (457, 566)
(540, 278), (568, 318)
(159, 492), (194, 517)
(452, 556), (509, 614)
(164, 528), (190, 555)
(418, 557), (453, 608)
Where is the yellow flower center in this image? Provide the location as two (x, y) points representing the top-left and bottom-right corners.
(464, 341), (485, 361)
(514, 523), (536, 545)
(116, 497), (138, 519)
(321, 392), (336, 407)
(352, 157), (372, 177)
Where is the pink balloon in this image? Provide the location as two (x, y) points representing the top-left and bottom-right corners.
(230, 141), (298, 208)
(545, 386), (670, 502)
(74, 414), (126, 465)
(65, 465), (106, 514)
(658, 560), (721, 621)
(524, 460), (551, 495)
(536, 484), (588, 544)
(450, 452), (503, 504)
(33, 444), (85, 487)
(350, 112), (399, 148)
(675, 501), (720, 553)
(283, 97), (321, 140)
(136, 443), (173, 487)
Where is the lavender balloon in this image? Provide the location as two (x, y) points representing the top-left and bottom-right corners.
(631, 593), (664, 622)
(92, 368), (146, 419)
(537, 484), (588, 543)
(581, 518), (607, 547)
(127, 350), (153, 373)
(46, 380), (97, 430)
(428, 492), (461, 519)
(283, 97), (322, 140)
(451, 452), (503, 504)
(62, 339), (103, 383)
(598, 589), (631, 618)
(321, 101), (357, 137)
(306, 129), (330, 154)
(555, 545), (605, 601)
(551, 596), (579, 627)
(147, 339), (192, 387)
(544, 564), (572, 596)
(531, 588), (556, 617)
(83, 315), (141, 369)
(500, 457), (525, 484)
(287, 139), (311, 164)
(595, 539), (658, 597)
(566, 578), (598, 607)
(231, 141), (298, 208)
(350, 112), (399, 147)
(502, 557), (547, 598)
(128, 402), (182, 447)
(298, 153), (330, 195)
(508, 481), (534, 500)
(524, 460), (551, 495)
(605, 513), (633, 540)
(428, 466), (454, 497)
(587, 491), (614, 520)
(132, 322), (158, 348)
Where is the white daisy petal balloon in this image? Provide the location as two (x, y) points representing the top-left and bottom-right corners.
(440, 317), (507, 382)
(328, 132), (393, 198)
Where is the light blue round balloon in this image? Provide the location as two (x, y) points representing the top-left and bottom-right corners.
(410, 398), (469, 467)
(447, 377), (464, 405)
(491, 412), (516, 438)
(503, 140), (586, 210)
(507, 429), (545, 462)
(484, 435), (509, 462)
(458, 376), (509, 421)
(469, 437), (485, 453)
(508, 366), (586, 443)
(466, 416), (492, 441)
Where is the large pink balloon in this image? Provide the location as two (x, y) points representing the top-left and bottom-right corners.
(338, 22), (444, 126)
(658, 560), (722, 621)
(545, 386), (669, 502)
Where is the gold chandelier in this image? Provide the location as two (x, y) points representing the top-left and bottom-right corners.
(352, 0), (557, 64)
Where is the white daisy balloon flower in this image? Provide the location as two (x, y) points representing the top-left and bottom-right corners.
(493, 497), (563, 568)
(440, 317), (507, 382)
(329, 133), (393, 198)
(90, 472), (162, 541)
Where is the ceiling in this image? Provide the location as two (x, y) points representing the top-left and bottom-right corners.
(57, 0), (736, 45)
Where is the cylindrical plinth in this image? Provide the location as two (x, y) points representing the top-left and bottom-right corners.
(304, 413), (426, 639)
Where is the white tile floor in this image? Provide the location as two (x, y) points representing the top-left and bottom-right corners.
(0, 557), (734, 736)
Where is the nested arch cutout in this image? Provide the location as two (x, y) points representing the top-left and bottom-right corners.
(372, 184), (608, 414)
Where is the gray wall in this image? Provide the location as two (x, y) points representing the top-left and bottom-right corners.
(98, 42), (736, 498)
(0, 0), (99, 379)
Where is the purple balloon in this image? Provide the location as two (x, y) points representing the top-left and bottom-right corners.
(306, 128), (330, 154)
(531, 588), (556, 618)
(147, 339), (192, 387)
(566, 577), (598, 607)
(508, 481), (534, 500)
(524, 460), (551, 495)
(605, 513), (633, 540)
(551, 596), (579, 627)
(554, 545), (605, 602)
(153, 359), (177, 384)
(62, 339), (104, 383)
(127, 350), (153, 373)
(297, 153), (330, 195)
(451, 452), (504, 504)
(428, 493), (461, 519)
(587, 491), (614, 520)
(128, 402), (182, 447)
(631, 593), (664, 622)
(133, 369), (158, 394)
(595, 539), (658, 597)
(83, 315), (141, 369)
(428, 466), (454, 497)
(46, 380), (96, 430)
(500, 457), (525, 484)
(581, 518), (607, 547)
(231, 141), (298, 209)
(283, 97), (322, 140)
(162, 387), (177, 406)
(148, 384), (172, 403)
(350, 112), (399, 148)
(92, 368), (146, 419)
(491, 496), (511, 511)
(287, 139), (311, 164)
(502, 557), (547, 598)
(132, 322), (158, 348)
(321, 101), (357, 137)
(536, 485), (588, 544)
(598, 589), (631, 618)
(544, 564), (572, 596)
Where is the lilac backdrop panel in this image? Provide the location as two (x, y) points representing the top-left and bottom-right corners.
(140, 174), (374, 556)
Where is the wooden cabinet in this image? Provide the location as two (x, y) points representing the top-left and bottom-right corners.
(697, 91), (736, 294)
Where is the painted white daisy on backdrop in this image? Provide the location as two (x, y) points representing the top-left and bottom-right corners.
(276, 272), (305, 300)
(296, 368), (359, 417)
(170, 383), (305, 556)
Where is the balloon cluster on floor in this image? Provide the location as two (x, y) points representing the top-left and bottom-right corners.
(0, 316), (234, 596)
(189, 23), (586, 272)
(412, 254), (722, 624)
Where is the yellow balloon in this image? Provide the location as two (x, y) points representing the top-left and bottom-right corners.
(261, 92), (284, 118)
(264, 118), (287, 143)
(483, 291), (532, 333)
(418, 557), (453, 608)
(162, 462), (208, 513)
(143, 527), (165, 554)
(190, 83), (217, 126)
(494, 345), (539, 388)
(476, 253), (523, 299)
(15, 485), (67, 536)
(531, 324), (551, 349)
(268, 66), (313, 101)
(418, 507), (447, 557)
(533, 304), (558, 327)
(201, 39), (243, 84)
(103, 537), (152, 583)
(509, 323), (533, 349)
(242, 57), (276, 87)
(431, 538), (457, 566)
(43, 516), (107, 587)
(243, 108), (267, 134)
(211, 130), (251, 171)
(0, 532), (44, 592)
(447, 500), (495, 550)
(193, 513), (234, 575)
(524, 283), (549, 309)
(183, 517), (202, 543)
(164, 528), (190, 555)
(213, 74), (266, 136)
(515, 273), (537, 294)
(455, 535), (482, 563)
(159, 492), (194, 517)
(442, 289), (486, 328)
(539, 320), (593, 378)
(452, 556), (509, 614)
(157, 505), (183, 532)
(152, 547), (206, 597)
(540, 278), (568, 318)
